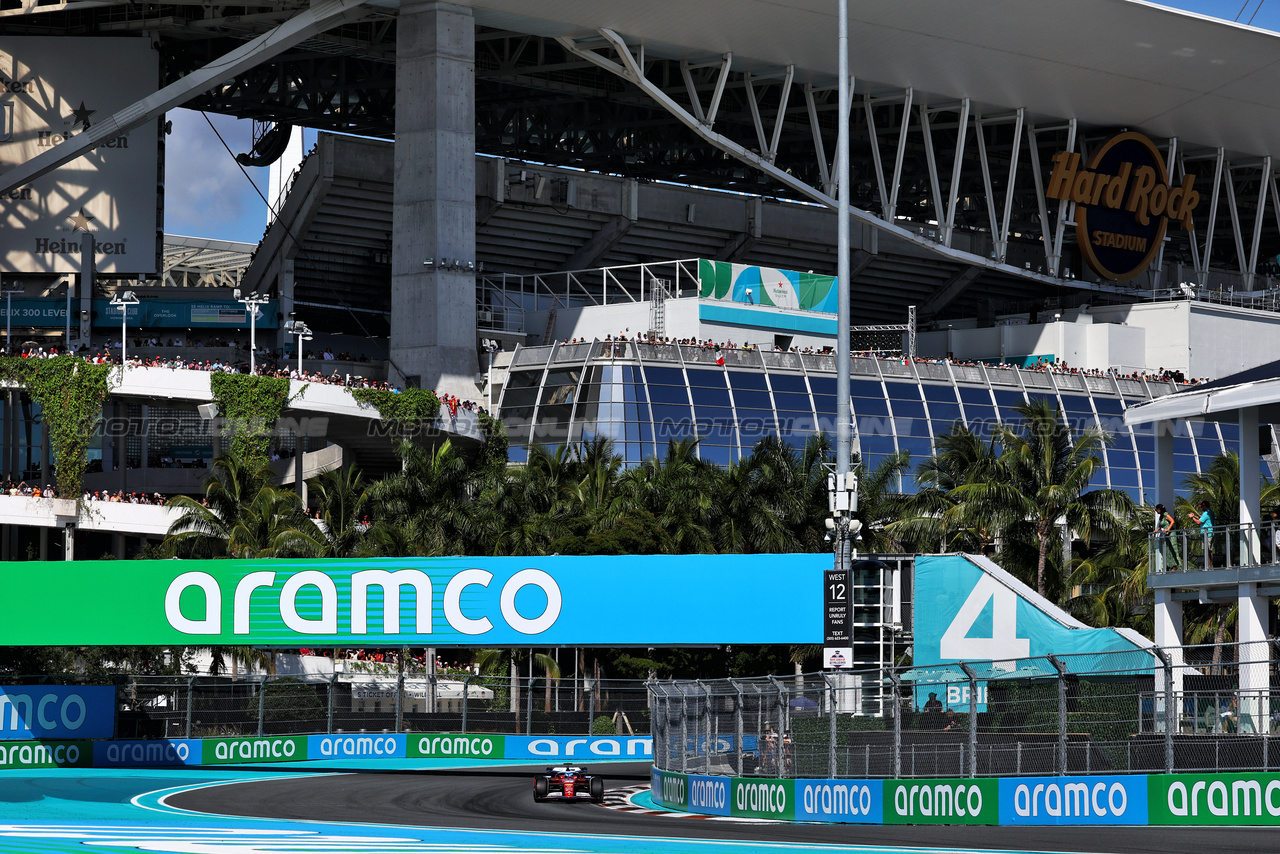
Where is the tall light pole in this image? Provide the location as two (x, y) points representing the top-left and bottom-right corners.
(483, 338), (499, 411)
(284, 319), (312, 374)
(235, 289), (270, 375)
(110, 290), (139, 371)
(3, 286), (23, 353)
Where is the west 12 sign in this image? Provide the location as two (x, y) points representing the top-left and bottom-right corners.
(1046, 131), (1200, 281)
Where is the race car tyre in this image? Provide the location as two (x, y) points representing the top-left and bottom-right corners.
(590, 776), (604, 802)
(534, 777), (548, 801)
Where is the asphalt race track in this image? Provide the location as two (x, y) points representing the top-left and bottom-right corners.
(168, 761), (1280, 854)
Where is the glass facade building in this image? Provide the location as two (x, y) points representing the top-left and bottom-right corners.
(499, 340), (1239, 502)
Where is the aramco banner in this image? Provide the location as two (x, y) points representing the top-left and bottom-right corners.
(1046, 131), (1200, 282)
(698, 259), (838, 313)
(0, 555), (825, 646)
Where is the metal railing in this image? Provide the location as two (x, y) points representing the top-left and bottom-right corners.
(5, 673), (653, 740)
(651, 640), (1280, 779)
(1149, 520), (1280, 574)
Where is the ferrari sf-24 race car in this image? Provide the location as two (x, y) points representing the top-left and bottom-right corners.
(533, 766), (605, 803)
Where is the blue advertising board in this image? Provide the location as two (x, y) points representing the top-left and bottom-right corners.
(795, 778), (883, 823)
(688, 774), (732, 816)
(92, 298), (280, 329)
(998, 775), (1148, 825)
(93, 739), (200, 767)
(502, 735), (653, 761)
(0, 686), (114, 740)
(0, 298), (72, 327)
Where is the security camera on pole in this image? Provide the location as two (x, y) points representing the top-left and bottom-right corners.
(284, 319), (312, 374)
(109, 290), (139, 372)
(235, 288), (270, 374)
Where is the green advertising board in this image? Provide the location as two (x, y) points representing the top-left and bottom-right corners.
(0, 555), (822, 647)
(201, 735), (307, 765)
(1149, 772), (1280, 825)
(0, 740), (92, 769)
(883, 778), (998, 825)
(731, 777), (795, 820)
(408, 733), (505, 759)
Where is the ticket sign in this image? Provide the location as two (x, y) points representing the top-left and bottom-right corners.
(823, 567), (852, 669)
(1046, 131), (1200, 281)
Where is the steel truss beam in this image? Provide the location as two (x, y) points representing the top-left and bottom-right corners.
(554, 28), (1130, 295)
(0, 0), (375, 196)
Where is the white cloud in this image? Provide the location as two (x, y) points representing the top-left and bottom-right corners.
(163, 109), (269, 243)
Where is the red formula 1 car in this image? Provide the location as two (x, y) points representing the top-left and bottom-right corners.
(533, 766), (605, 803)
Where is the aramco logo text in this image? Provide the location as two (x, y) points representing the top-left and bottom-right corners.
(1046, 131), (1199, 281)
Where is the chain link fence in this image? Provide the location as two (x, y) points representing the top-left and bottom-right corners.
(652, 639), (1280, 779)
(0, 673), (654, 738)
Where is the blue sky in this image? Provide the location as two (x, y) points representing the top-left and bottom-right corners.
(160, 1), (1280, 244)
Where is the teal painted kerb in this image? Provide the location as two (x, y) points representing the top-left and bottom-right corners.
(699, 302), (838, 335)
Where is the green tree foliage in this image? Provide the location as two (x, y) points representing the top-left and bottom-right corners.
(165, 454), (317, 559)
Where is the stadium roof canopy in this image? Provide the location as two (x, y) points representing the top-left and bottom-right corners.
(466, 0), (1280, 158)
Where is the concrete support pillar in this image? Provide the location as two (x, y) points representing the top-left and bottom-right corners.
(113, 532), (125, 560)
(1153, 419), (1175, 508)
(63, 524), (74, 561)
(294, 430), (307, 504)
(116, 400), (127, 493)
(39, 526), (47, 561)
(1238, 581), (1269, 734)
(140, 404), (149, 474)
(390, 1), (478, 397)
(276, 257), (297, 354)
(40, 416), (50, 490)
(1153, 587), (1185, 708)
(1240, 406), (1261, 566)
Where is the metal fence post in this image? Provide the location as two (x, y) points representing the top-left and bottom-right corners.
(824, 673), (837, 777)
(257, 675), (268, 736)
(185, 676), (196, 739)
(959, 662), (978, 778)
(1153, 646), (1174, 774)
(1048, 655), (1068, 775)
(767, 675), (787, 776)
(889, 670), (902, 779)
(699, 681), (715, 771)
(731, 679), (744, 776)
(525, 675), (534, 735)
(587, 677), (595, 735)
(327, 673), (338, 734)
(680, 685), (689, 773)
(462, 674), (472, 734)
(395, 670), (405, 734)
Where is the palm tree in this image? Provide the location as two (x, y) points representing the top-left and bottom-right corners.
(165, 454), (314, 558)
(306, 465), (371, 558)
(474, 647), (562, 728)
(618, 438), (718, 552)
(853, 450), (912, 553)
(365, 440), (478, 556)
(1066, 504), (1156, 633)
(890, 423), (1001, 554)
(949, 399), (1132, 600)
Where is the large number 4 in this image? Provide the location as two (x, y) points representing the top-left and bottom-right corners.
(939, 574), (1030, 661)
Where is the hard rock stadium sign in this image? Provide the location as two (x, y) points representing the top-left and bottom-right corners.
(1046, 131), (1200, 281)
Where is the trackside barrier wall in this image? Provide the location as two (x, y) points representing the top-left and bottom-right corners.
(0, 734), (652, 770)
(650, 768), (1280, 825)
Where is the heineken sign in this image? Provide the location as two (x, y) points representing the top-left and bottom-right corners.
(1047, 131), (1200, 281)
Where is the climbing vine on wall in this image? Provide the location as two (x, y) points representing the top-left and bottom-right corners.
(209, 373), (291, 471)
(0, 356), (112, 498)
(350, 387), (441, 435)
